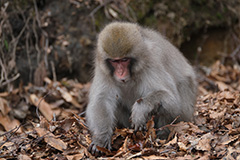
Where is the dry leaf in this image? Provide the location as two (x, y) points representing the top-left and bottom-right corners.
(221, 135), (239, 145)
(142, 155), (168, 159)
(18, 154), (31, 160)
(30, 94), (54, 121)
(0, 115), (22, 133)
(57, 86), (82, 108)
(164, 134), (177, 146)
(178, 142), (187, 151)
(35, 127), (67, 151)
(209, 108), (226, 119)
(66, 153), (84, 160)
(0, 97), (10, 115)
(196, 133), (213, 151)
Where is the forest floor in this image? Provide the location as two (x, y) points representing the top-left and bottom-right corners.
(0, 60), (240, 159)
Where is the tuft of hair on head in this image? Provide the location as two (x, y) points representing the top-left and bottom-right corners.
(98, 22), (142, 58)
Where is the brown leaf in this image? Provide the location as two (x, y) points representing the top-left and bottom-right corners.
(196, 133), (213, 151)
(113, 136), (129, 157)
(164, 134), (177, 146)
(35, 127), (67, 151)
(59, 117), (77, 132)
(0, 97), (11, 115)
(142, 155), (168, 159)
(1, 142), (16, 152)
(225, 146), (240, 160)
(96, 146), (112, 155)
(0, 115), (22, 133)
(57, 86), (82, 108)
(228, 127), (240, 135)
(128, 141), (144, 151)
(209, 108), (226, 119)
(66, 153), (84, 160)
(34, 61), (47, 86)
(18, 154), (31, 160)
(178, 142), (187, 151)
(215, 81), (231, 91)
(30, 94), (54, 121)
(221, 135), (239, 145)
(146, 117), (156, 140)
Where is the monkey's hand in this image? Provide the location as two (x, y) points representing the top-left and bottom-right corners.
(131, 98), (156, 131)
(88, 136), (112, 156)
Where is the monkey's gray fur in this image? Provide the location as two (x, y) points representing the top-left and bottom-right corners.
(86, 22), (197, 154)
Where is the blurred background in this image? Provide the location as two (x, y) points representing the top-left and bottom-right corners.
(1, 0), (240, 91)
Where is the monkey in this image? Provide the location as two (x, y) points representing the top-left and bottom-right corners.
(86, 22), (197, 155)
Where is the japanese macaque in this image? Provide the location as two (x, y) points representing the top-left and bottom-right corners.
(86, 22), (197, 155)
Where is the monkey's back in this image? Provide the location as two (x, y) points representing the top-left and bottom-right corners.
(140, 27), (197, 122)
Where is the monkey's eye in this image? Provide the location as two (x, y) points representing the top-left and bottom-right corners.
(108, 58), (130, 63)
(109, 59), (118, 63)
(121, 58), (129, 62)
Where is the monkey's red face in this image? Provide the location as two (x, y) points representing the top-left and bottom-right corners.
(107, 57), (132, 83)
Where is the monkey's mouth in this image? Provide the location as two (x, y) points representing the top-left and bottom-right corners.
(115, 77), (130, 84)
(121, 79), (126, 83)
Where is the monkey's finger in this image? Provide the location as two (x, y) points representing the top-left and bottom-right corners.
(88, 143), (93, 153)
(134, 122), (147, 131)
(131, 123), (139, 131)
(139, 125), (147, 131)
(88, 143), (100, 156)
(131, 123), (134, 129)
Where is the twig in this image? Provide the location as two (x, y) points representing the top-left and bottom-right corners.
(50, 61), (57, 81)
(11, 16), (31, 62)
(33, 0), (43, 65)
(156, 115), (180, 131)
(1, 17), (30, 88)
(230, 44), (240, 57)
(33, 0), (41, 26)
(89, 0), (113, 17)
(0, 73), (20, 87)
(43, 30), (49, 69)
(36, 91), (52, 119)
(126, 151), (142, 159)
(170, 115), (180, 125)
(0, 4), (29, 89)
(32, 15), (41, 64)
(26, 31), (33, 82)
(0, 56), (7, 85)
(0, 123), (23, 147)
(89, 0), (113, 31)
(17, 6), (33, 83)
(73, 112), (88, 128)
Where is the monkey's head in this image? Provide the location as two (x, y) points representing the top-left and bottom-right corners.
(96, 22), (149, 83)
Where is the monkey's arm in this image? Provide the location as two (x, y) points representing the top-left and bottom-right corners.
(86, 79), (118, 155)
(131, 90), (181, 131)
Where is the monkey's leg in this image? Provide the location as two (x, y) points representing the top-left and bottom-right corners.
(131, 90), (181, 131)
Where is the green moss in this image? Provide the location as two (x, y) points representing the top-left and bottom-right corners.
(94, 10), (107, 31)
(217, 12), (223, 20)
(142, 15), (157, 26)
(4, 40), (9, 52)
(129, 0), (154, 20)
(12, 0), (33, 8)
